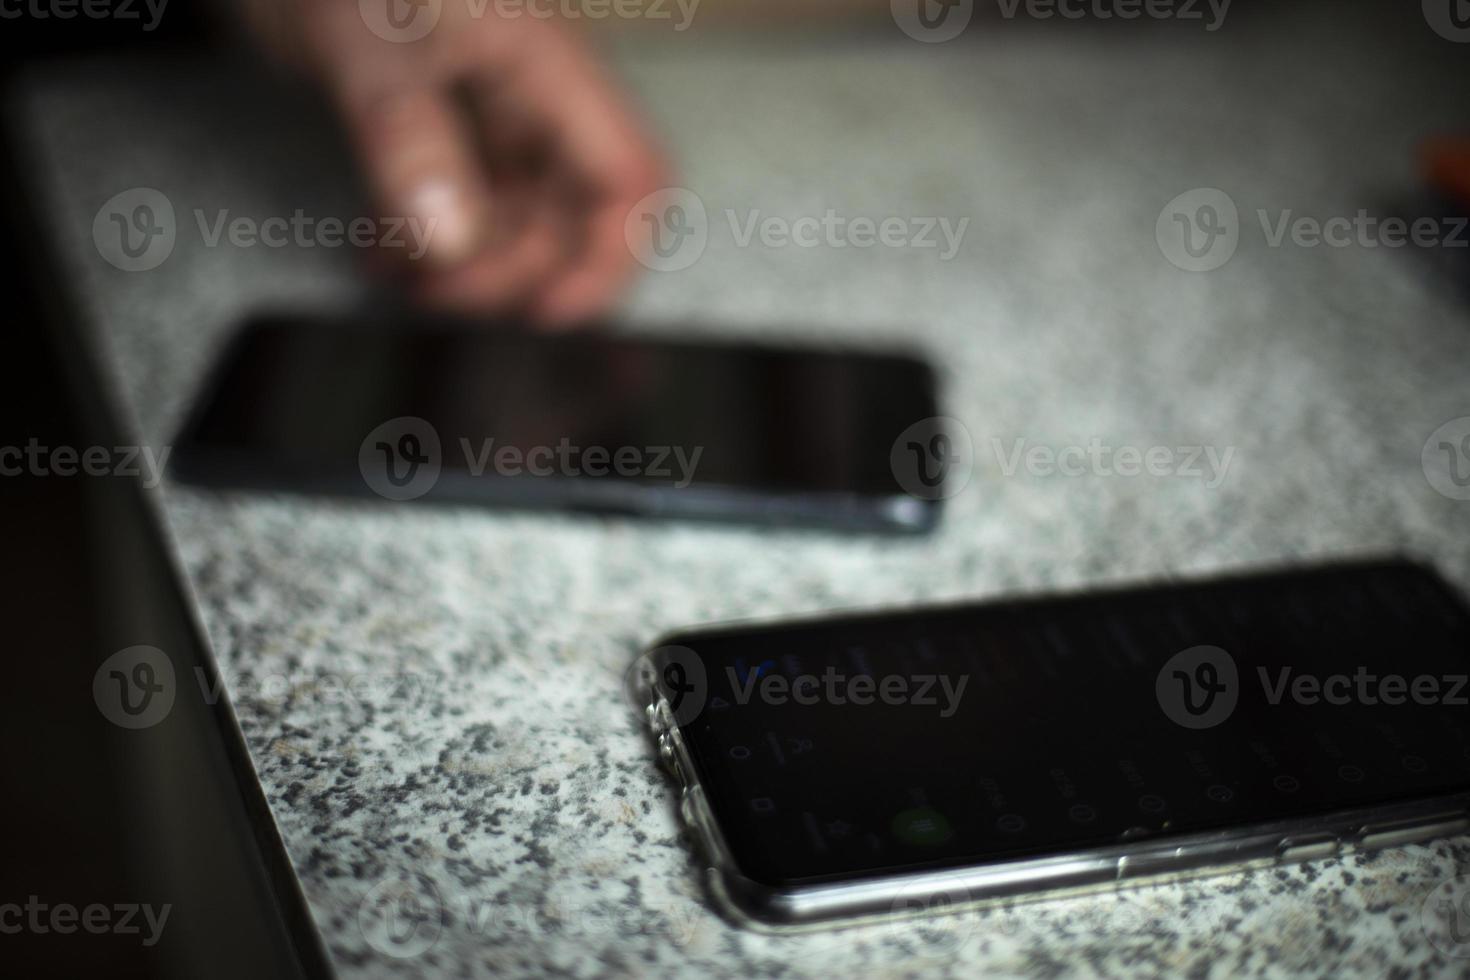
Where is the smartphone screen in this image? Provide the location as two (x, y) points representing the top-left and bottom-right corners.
(652, 559), (1470, 888)
(173, 314), (939, 531)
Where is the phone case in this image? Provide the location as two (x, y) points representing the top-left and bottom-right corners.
(635, 655), (1470, 932)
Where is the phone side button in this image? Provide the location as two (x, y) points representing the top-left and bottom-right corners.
(1360, 818), (1470, 851)
(658, 733), (682, 778)
(646, 699), (674, 735)
(679, 790), (697, 829)
(1279, 836), (1339, 863)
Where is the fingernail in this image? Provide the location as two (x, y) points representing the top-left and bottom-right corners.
(406, 177), (482, 266)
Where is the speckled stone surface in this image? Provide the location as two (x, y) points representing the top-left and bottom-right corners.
(12, 3), (1470, 976)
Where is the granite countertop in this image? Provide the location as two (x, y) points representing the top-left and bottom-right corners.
(14, 2), (1470, 975)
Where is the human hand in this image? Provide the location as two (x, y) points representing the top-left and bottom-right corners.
(251, 0), (667, 324)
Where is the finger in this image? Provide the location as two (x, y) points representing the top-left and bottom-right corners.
(416, 202), (567, 311)
(458, 77), (558, 185)
(335, 84), (493, 270)
(531, 200), (642, 325)
(499, 31), (666, 203)
(485, 31), (667, 322)
(418, 82), (579, 311)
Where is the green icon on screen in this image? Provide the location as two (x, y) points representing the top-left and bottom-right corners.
(891, 807), (953, 846)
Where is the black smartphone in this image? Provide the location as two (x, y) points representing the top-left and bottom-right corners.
(171, 313), (943, 532)
(630, 557), (1470, 928)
